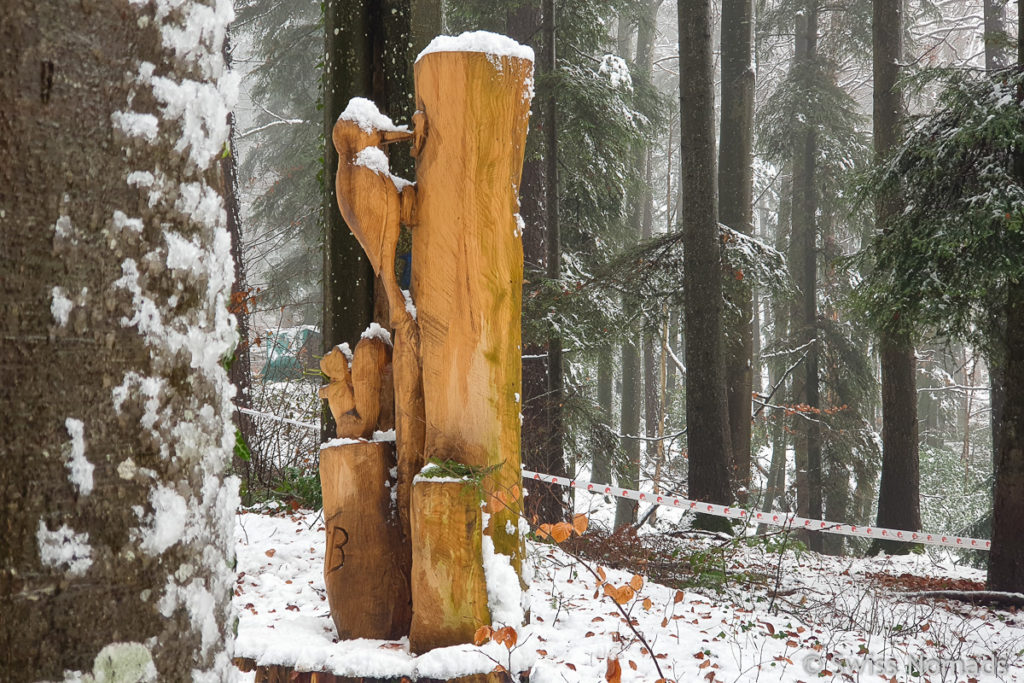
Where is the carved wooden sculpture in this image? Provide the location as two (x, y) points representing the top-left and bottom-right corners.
(319, 333), (407, 639)
(320, 33), (534, 658)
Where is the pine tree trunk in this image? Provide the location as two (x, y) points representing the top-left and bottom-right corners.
(615, 340), (642, 527)
(987, 0), (1024, 592)
(679, 0), (734, 531)
(719, 0), (755, 502)
(984, 0), (1010, 71)
(594, 345), (615, 487)
(791, 6), (823, 551)
(508, 1), (562, 522)
(542, 0), (567, 521)
(989, 280), (1024, 591)
(871, 0), (921, 554)
(1, 2), (237, 677)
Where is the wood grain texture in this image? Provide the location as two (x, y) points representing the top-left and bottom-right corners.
(409, 478), (490, 654)
(412, 51), (532, 565)
(320, 442), (411, 639)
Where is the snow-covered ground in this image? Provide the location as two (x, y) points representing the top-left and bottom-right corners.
(233, 503), (1024, 682)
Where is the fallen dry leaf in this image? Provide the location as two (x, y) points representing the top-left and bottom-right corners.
(605, 658), (622, 683)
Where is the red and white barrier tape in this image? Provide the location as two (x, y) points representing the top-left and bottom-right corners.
(522, 469), (991, 552)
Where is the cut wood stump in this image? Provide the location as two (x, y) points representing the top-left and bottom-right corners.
(320, 441), (411, 639)
(409, 477), (490, 654)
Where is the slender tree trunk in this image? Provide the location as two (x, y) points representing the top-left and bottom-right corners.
(679, 0), (733, 531)
(1, 2), (237, 676)
(984, 0), (1010, 71)
(985, 0), (1009, 486)
(615, 340), (642, 527)
(872, 0), (921, 554)
(791, 7), (823, 551)
(222, 31), (256, 472)
(510, 0), (564, 523)
(538, 0), (568, 522)
(987, 0), (1024, 592)
(594, 345), (614, 487)
(719, 0), (756, 502)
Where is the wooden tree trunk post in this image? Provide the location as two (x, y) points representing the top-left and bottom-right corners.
(412, 44), (533, 568)
(320, 439), (411, 640)
(409, 478), (490, 652)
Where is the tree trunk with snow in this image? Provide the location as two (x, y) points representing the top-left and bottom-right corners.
(0, 0), (238, 678)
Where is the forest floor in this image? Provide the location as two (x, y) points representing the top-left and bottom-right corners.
(233, 497), (1024, 683)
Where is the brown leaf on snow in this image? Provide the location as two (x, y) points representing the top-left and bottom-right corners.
(674, 590), (685, 604)
(265, 549), (276, 558)
(629, 574), (644, 592)
(573, 513), (589, 536)
(643, 597), (653, 611)
(605, 658), (622, 683)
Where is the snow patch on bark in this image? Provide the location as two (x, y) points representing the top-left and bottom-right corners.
(63, 417), (94, 496)
(37, 521), (92, 577)
(139, 485), (188, 554)
(51, 286), (73, 326)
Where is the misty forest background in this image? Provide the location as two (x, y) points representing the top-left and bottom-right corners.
(227, 0), (1023, 571)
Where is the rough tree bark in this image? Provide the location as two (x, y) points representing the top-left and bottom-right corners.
(1, 0), (238, 677)
(719, 0), (756, 501)
(679, 0), (734, 531)
(871, 0), (922, 555)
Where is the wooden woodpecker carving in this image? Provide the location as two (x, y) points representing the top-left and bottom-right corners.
(318, 33), (535, 656)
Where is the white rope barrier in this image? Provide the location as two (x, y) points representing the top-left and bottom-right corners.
(234, 406), (319, 431)
(522, 469), (991, 552)
(231, 404), (990, 552)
